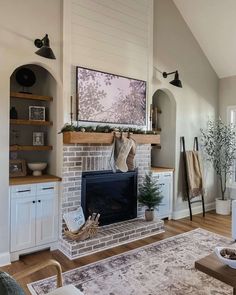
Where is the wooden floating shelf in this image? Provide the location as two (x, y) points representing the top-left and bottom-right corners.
(10, 119), (53, 126)
(152, 128), (161, 132)
(9, 174), (61, 186)
(151, 166), (174, 173)
(10, 92), (53, 102)
(130, 134), (160, 144)
(63, 131), (160, 145)
(151, 144), (161, 149)
(10, 145), (53, 151)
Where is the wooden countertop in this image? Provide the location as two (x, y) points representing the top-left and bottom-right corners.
(9, 174), (62, 185)
(151, 167), (175, 173)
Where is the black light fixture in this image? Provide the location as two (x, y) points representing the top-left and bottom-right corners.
(34, 34), (56, 59)
(163, 70), (183, 88)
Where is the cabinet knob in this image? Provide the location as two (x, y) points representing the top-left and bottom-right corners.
(38, 200), (41, 203)
(32, 201), (36, 204)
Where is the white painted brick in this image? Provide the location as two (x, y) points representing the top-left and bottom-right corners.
(60, 143), (155, 258)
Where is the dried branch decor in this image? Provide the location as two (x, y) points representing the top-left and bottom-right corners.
(64, 213), (100, 241)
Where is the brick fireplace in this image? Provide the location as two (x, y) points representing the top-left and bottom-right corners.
(59, 142), (164, 259)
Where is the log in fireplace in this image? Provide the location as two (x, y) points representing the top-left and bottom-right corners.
(81, 170), (138, 226)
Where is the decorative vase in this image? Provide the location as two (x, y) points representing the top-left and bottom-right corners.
(145, 209), (154, 221)
(27, 162), (47, 176)
(215, 199), (231, 215)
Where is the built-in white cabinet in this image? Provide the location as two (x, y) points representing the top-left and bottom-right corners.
(10, 182), (59, 261)
(152, 170), (173, 219)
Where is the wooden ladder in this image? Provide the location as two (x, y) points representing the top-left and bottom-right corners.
(181, 136), (205, 221)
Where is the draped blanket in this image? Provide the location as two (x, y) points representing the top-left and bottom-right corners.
(185, 151), (204, 198)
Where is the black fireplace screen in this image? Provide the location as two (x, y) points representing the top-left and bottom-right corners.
(81, 170), (137, 226)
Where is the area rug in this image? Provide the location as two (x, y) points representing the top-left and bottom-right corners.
(28, 228), (235, 295)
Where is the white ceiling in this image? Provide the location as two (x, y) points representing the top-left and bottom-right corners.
(173, 0), (236, 78)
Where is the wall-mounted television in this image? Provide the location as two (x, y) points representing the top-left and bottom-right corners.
(76, 66), (146, 125)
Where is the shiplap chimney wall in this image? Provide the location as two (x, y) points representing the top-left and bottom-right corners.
(63, 0), (153, 124)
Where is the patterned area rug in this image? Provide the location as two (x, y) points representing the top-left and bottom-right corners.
(28, 228), (235, 295)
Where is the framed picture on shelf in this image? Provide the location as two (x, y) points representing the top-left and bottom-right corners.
(33, 132), (44, 146)
(9, 159), (27, 177)
(29, 106), (45, 121)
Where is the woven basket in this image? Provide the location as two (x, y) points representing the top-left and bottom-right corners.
(64, 223), (99, 241)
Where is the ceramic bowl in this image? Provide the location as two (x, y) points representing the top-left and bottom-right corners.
(28, 162), (47, 176)
(215, 247), (236, 269)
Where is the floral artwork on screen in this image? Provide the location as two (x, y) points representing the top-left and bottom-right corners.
(77, 67), (146, 125)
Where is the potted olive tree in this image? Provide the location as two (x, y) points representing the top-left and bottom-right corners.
(138, 173), (163, 221)
(201, 119), (236, 215)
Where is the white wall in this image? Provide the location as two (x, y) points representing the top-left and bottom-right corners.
(152, 0), (219, 218)
(219, 75), (236, 200)
(219, 75), (236, 122)
(151, 89), (176, 169)
(63, 0), (154, 124)
(0, 0), (62, 265)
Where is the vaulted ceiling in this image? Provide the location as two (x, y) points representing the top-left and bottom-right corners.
(173, 0), (236, 78)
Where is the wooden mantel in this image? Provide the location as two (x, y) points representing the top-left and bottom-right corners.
(63, 131), (160, 145)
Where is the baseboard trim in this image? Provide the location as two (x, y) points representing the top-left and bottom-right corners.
(10, 242), (58, 262)
(172, 202), (216, 220)
(0, 252), (11, 266)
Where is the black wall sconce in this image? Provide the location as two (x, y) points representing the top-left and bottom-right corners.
(163, 70), (182, 88)
(34, 34), (56, 59)
(154, 67), (183, 88)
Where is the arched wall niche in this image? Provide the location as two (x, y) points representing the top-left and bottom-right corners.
(151, 88), (176, 170)
(0, 55), (63, 262)
(9, 63), (62, 176)
(8, 61), (61, 87)
(10, 64), (56, 95)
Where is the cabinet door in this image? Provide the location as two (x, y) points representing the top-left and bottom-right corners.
(11, 196), (36, 252)
(36, 194), (58, 246)
(158, 177), (170, 217)
(153, 173), (172, 218)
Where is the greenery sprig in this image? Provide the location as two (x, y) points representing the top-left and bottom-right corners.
(59, 123), (158, 135)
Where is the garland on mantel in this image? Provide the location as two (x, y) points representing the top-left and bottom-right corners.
(59, 123), (158, 135)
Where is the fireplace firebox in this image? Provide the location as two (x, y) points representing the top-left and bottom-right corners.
(81, 170), (137, 226)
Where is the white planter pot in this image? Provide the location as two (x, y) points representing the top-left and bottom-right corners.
(215, 199), (231, 215)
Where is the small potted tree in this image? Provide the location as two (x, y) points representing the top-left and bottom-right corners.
(138, 173), (163, 221)
(201, 119), (236, 215)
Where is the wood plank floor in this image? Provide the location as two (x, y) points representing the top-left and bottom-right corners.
(1, 211), (232, 294)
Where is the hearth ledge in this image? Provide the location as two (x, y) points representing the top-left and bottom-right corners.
(59, 218), (164, 260)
